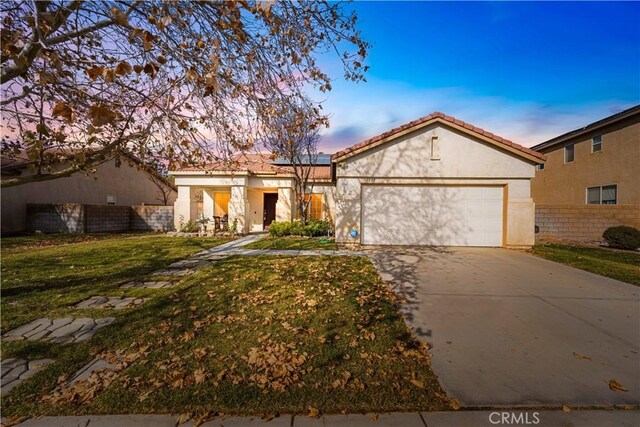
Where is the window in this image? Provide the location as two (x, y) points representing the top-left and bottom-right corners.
(536, 163), (545, 171)
(602, 185), (617, 204)
(297, 193), (323, 220)
(564, 144), (574, 163)
(106, 194), (116, 205)
(587, 185), (617, 205)
(214, 192), (230, 216)
(592, 135), (602, 153)
(309, 194), (323, 219)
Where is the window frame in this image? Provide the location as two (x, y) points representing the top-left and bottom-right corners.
(586, 184), (617, 205)
(591, 135), (602, 153)
(564, 143), (575, 163)
(106, 194), (117, 205)
(536, 163), (545, 171)
(296, 193), (324, 220)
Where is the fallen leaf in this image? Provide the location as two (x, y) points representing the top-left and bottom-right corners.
(138, 390), (153, 401)
(410, 379), (424, 389)
(308, 406), (320, 418)
(450, 398), (461, 410)
(609, 379), (628, 392)
(572, 352), (591, 360)
(194, 369), (207, 385)
(562, 405), (571, 413)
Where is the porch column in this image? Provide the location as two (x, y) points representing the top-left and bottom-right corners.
(202, 189), (214, 220)
(174, 186), (198, 230)
(228, 185), (249, 234)
(276, 187), (293, 222)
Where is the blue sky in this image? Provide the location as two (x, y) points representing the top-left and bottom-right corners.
(316, 1), (640, 152)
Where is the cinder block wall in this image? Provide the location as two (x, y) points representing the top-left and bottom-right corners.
(85, 205), (131, 233)
(26, 204), (85, 233)
(535, 204), (640, 243)
(26, 204), (174, 233)
(131, 206), (174, 231)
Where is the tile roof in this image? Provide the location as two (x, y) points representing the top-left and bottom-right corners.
(332, 112), (546, 162)
(174, 153), (332, 181)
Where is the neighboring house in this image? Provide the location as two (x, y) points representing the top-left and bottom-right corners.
(531, 105), (640, 243)
(1, 153), (177, 233)
(172, 112), (545, 247)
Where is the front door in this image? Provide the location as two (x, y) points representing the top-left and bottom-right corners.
(263, 193), (278, 229)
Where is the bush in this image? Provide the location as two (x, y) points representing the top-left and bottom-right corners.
(268, 220), (332, 237)
(603, 226), (640, 250)
(178, 215), (200, 233)
(304, 219), (331, 237)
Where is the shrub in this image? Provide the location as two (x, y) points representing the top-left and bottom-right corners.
(269, 221), (296, 237)
(304, 219), (331, 237)
(268, 220), (332, 237)
(603, 226), (640, 250)
(179, 219), (200, 233)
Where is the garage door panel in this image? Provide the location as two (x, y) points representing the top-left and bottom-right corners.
(362, 185), (503, 246)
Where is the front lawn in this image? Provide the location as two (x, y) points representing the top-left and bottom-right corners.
(1, 234), (229, 333)
(2, 240), (451, 418)
(245, 236), (338, 250)
(532, 243), (640, 286)
(1, 232), (153, 251)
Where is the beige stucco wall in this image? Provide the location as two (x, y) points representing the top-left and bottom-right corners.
(2, 158), (177, 233)
(532, 116), (640, 206)
(171, 173), (336, 233)
(334, 123), (538, 247)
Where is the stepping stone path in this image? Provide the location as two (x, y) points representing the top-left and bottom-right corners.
(67, 357), (117, 386)
(75, 296), (149, 310)
(2, 317), (115, 344)
(1, 358), (53, 395)
(150, 268), (194, 276)
(120, 280), (174, 289)
(167, 259), (213, 269)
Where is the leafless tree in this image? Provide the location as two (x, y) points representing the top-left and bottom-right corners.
(145, 162), (173, 205)
(1, 1), (368, 187)
(263, 99), (322, 225)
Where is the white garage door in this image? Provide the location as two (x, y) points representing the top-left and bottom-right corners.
(362, 185), (503, 246)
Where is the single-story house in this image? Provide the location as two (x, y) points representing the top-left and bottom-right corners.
(1, 152), (177, 233)
(171, 112), (546, 247)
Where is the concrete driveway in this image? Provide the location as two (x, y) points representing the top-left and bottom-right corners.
(367, 247), (640, 407)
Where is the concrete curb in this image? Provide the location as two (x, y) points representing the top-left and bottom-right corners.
(5, 410), (639, 427)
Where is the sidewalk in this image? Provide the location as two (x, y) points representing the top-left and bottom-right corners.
(192, 234), (365, 258)
(8, 410), (640, 426)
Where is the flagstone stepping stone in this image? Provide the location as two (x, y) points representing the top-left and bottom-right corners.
(1, 358), (53, 395)
(67, 358), (117, 386)
(150, 268), (194, 276)
(120, 281), (174, 289)
(191, 254), (230, 261)
(75, 296), (149, 310)
(167, 259), (212, 269)
(2, 317), (115, 344)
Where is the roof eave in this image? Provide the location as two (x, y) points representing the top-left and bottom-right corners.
(332, 117), (546, 164)
(531, 105), (640, 152)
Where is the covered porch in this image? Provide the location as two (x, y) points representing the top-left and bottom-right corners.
(172, 173), (295, 234)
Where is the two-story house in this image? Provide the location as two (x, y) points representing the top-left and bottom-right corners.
(531, 105), (640, 243)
